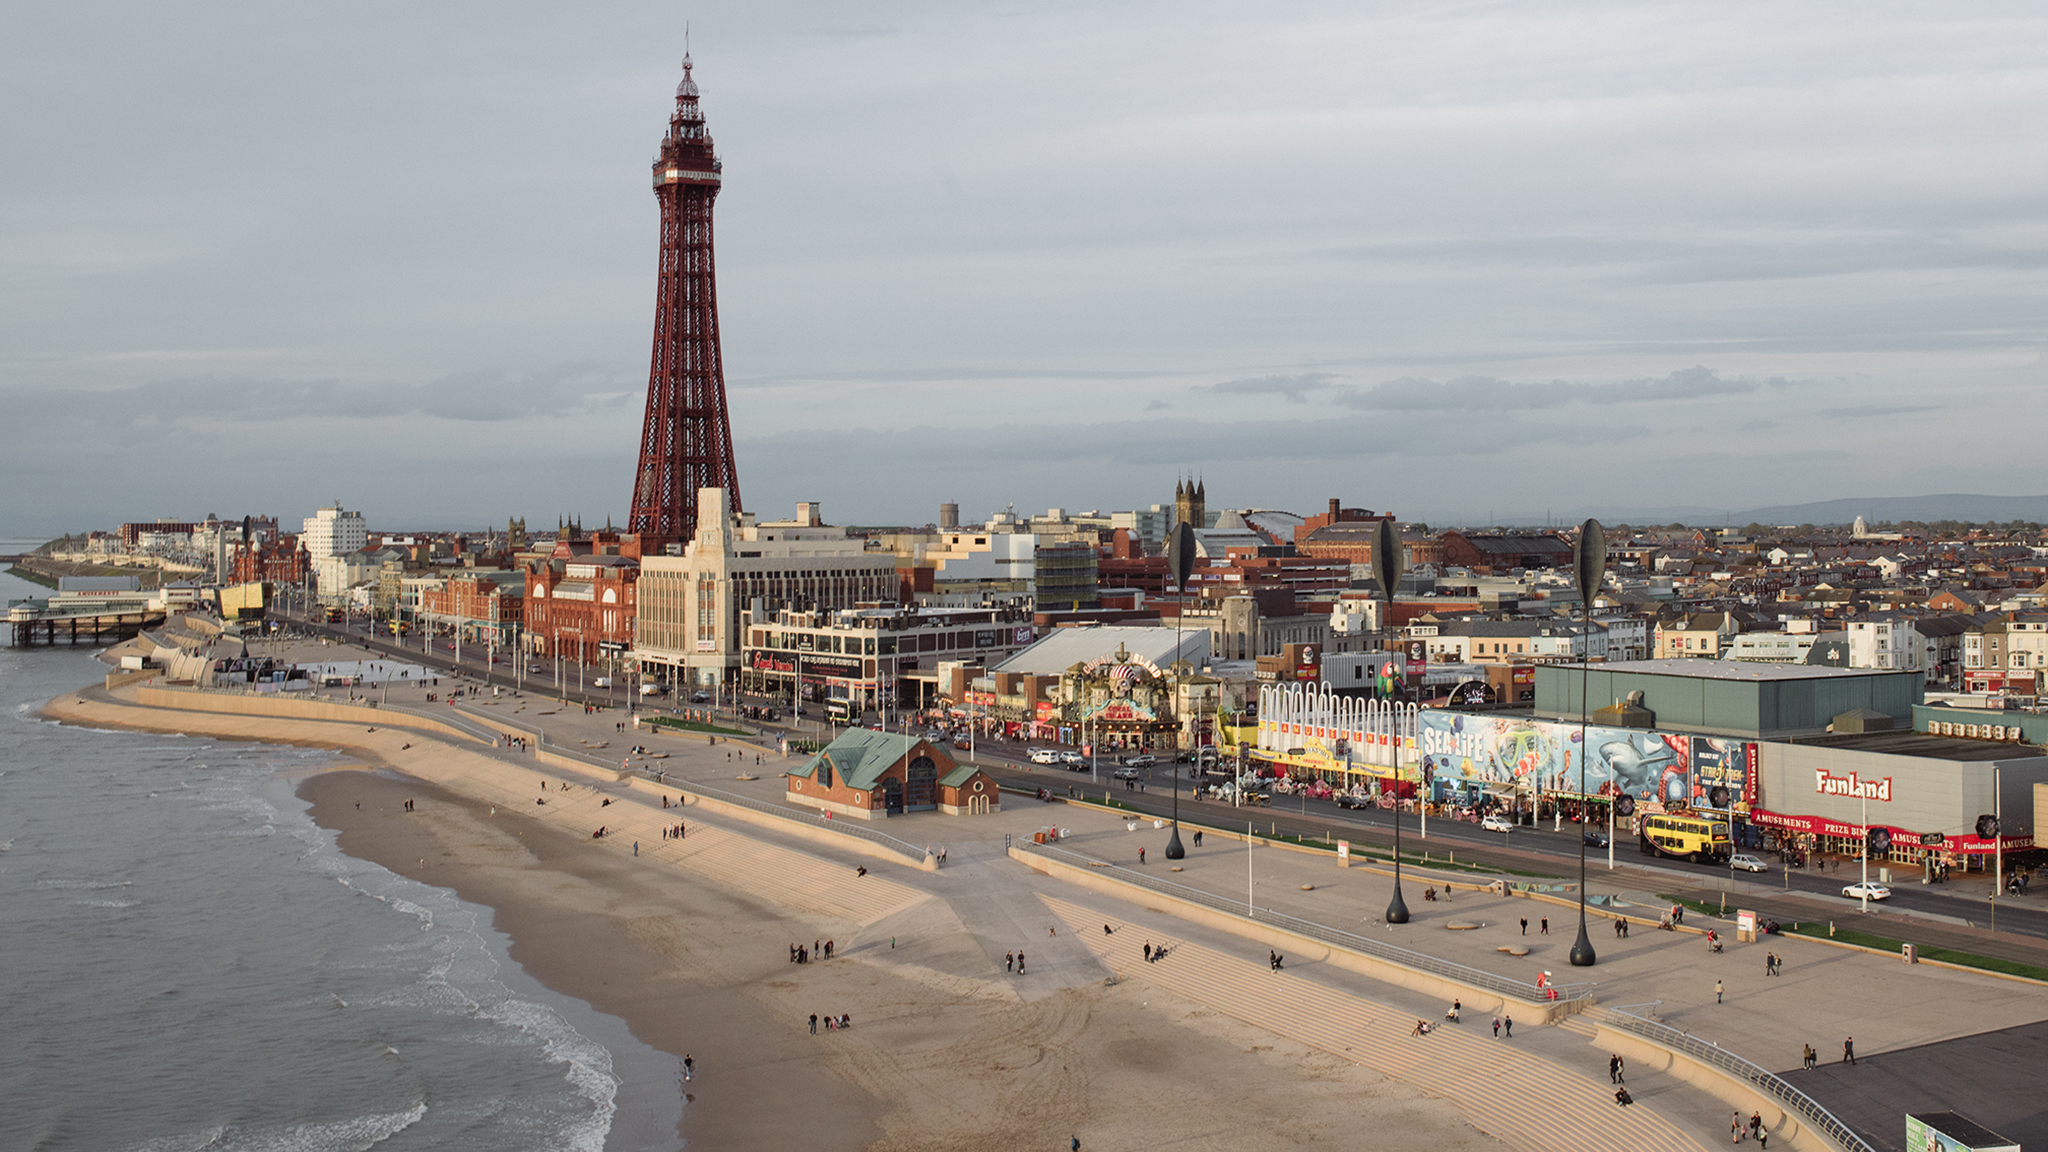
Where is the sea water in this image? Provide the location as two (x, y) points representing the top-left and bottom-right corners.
(0, 571), (683, 1151)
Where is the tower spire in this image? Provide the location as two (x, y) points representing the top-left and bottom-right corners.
(628, 51), (741, 548)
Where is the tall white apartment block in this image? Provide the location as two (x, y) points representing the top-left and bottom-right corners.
(302, 504), (368, 558)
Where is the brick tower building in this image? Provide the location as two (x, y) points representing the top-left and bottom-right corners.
(628, 54), (743, 550)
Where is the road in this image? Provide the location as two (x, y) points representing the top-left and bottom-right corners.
(264, 604), (2048, 951)
(949, 741), (2048, 948)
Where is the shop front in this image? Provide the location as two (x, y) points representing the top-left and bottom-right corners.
(1751, 739), (2048, 874)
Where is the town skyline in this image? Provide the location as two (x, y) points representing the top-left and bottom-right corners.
(6, 3), (2046, 533)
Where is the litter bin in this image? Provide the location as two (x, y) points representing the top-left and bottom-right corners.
(1902, 943), (1918, 965)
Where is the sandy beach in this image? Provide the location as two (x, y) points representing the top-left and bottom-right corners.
(44, 683), (1518, 1151)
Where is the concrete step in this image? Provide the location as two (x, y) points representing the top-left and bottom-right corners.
(1041, 894), (1712, 1152)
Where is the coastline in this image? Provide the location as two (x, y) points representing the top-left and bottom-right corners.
(298, 768), (884, 1152)
(42, 684), (1517, 1151)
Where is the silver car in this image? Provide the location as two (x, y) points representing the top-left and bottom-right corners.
(1731, 854), (1769, 873)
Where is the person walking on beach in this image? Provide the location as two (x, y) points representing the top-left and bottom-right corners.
(683, 1054), (693, 1081)
(1715, 979), (1724, 1004)
(1017, 951), (1026, 974)
(1843, 1037), (1856, 1065)
(809, 1014), (818, 1034)
(1007, 951), (1015, 973)
(825, 940), (834, 960)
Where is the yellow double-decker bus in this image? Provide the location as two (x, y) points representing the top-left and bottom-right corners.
(1638, 812), (1731, 863)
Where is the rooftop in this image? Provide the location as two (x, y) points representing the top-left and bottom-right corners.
(1591, 658), (1906, 683)
(1799, 731), (2046, 762)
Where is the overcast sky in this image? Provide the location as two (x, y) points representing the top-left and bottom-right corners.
(4, 1), (2044, 537)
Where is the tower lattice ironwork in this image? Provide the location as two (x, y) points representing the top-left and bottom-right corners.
(628, 54), (741, 547)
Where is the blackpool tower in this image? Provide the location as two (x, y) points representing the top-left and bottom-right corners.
(628, 54), (741, 548)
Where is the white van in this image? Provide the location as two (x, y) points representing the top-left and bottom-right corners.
(640, 683), (667, 698)
(1028, 748), (1062, 765)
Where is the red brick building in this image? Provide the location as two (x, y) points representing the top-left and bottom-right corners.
(1437, 530), (1573, 573)
(420, 572), (525, 646)
(524, 555), (639, 662)
(229, 535), (308, 584)
(785, 729), (998, 819)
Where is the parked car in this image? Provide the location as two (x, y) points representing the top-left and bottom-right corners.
(1123, 754), (1157, 768)
(1481, 814), (1515, 834)
(1731, 853), (1769, 873)
(1842, 882), (1892, 901)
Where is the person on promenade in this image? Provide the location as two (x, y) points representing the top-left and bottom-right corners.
(1492, 1017), (1501, 1038)
(1193, 830), (1202, 846)
(1843, 1037), (1855, 1065)
(1007, 951), (1015, 972)
(1503, 1015), (1513, 1038)
(1732, 1112), (1744, 1143)
(1802, 1043), (1816, 1069)
(1540, 917), (1549, 935)
(1610, 1054), (1624, 1083)
(1520, 917), (1528, 936)
(1017, 951), (1026, 974)
(1749, 1112), (1762, 1139)
(1615, 1085), (1633, 1106)
(1411, 1020), (1432, 1036)
(1716, 979), (1724, 1003)
(1448, 999), (1461, 1023)
(1138, 847), (1146, 864)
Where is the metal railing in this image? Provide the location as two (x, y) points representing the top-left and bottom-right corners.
(1589, 1007), (1875, 1152)
(1015, 840), (1592, 1005)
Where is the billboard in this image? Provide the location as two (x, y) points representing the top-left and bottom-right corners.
(1417, 712), (1737, 805)
(1689, 737), (1756, 812)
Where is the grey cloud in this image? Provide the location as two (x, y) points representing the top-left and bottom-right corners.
(19, 367), (637, 428)
(1818, 404), (1940, 419)
(1332, 367), (1760, 412)
(1197, 373), (1338, 402)
(1145, 398), (1171, 410)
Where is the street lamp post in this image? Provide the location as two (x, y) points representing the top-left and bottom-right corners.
(1375, 516), (1408, 924)
(1164, 521), (1195, 862)
(1568, 519), (1605, 969)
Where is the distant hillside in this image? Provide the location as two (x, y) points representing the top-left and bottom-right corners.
(1730, 494), (2048, 527)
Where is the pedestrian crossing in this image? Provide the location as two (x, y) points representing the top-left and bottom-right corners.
(1040, 894), (1714, 1152)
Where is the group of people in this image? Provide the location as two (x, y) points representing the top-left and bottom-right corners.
(789, 938), (836, 964)
(661, 822), (686, 840)
(807, 1012), (851, 1033)
(1267, 950), (1285, 971)
(1732, 1110), (1769, 1144)
(1005, 950), (1028, 974)
(1140, 941), (1168, 964)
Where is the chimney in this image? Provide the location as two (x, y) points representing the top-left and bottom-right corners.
(1329, 497), (1340, 519)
